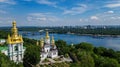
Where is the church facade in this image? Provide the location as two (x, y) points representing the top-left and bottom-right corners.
(0, 21), (25, 63)
(37, 31), (58, 61)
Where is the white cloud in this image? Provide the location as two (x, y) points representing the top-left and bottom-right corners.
(36, 17), (46, 21)
(111, 17), (116, 19)
(24, 0), (64, 9)
(118, 17), (120, 19)
(90, 16), (99, 20)
(63, 4), (87, 15)
(111, 16), (120, 20)
(27, 13), (60, 22)
(36, 0), (56, 6)
(0, 0), (16, 5)
(29, 13), (46, 17)
(0, 10), (7, 14)
(107, 11), (114, 14)
(23, 0), (32, 1)
(82, 10), (120, 25)
(79, 19), (82, 22)
(105, 3), (120, 8)
(27, 13), (46, 21)
(0, 17), (14, 26)
(27, 16), (32, 21)
(0, 0), (7, 2)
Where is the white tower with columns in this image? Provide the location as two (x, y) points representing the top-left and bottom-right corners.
(7, 21), (24, 63)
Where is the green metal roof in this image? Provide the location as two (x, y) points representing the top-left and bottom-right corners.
(0, 46), (26, 51)
(0, 46), (8, 51)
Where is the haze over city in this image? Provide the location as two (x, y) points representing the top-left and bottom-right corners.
(0, 0), (120, 26)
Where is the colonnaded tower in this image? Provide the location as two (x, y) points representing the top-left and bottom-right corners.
(7, 21), (24, 62)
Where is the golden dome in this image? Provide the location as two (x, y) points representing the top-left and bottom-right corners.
(7, 21), (23, 44)
(45, 31), (50, 39)
(51, 36), (55, 46)
(40, 38), (44, 48)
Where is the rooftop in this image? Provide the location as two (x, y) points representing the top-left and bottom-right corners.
(0, 46), (26, 51)
(0, 46), (8, 51)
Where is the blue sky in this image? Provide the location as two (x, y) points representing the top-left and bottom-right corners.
(0, 0), (120, 26)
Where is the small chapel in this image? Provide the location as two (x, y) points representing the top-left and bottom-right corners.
(36, 31), (58, 61)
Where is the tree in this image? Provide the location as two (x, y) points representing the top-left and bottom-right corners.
(75, 42), (94, 52)
(23, 45), (40, 67)
(95, 56), (119, 67)
(55, 40), (69, 55)
(70, 63), (81, 67)
(116, 51), (120, 63)
(100, 58), (119, 67)
(23, 38), (37, 47)
(77, 51), (95, 67)
(0, 52), (23, 67)
(94, 47), (107, 56)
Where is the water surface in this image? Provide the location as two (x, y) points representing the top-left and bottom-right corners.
(20, 32), (120, 51)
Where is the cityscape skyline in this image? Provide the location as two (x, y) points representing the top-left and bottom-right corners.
(0, 0), (120, 26)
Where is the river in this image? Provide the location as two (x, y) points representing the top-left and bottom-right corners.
(20, 31), (120, 51)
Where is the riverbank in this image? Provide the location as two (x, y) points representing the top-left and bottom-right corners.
(66, 32), (120, 38)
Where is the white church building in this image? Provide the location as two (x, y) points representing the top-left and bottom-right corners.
(0, 21), (25, 63)
(37, 31), (58, 61)
(0, 21), (58, 63)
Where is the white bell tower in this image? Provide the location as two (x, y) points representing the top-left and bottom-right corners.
(7, 21), (24, 63)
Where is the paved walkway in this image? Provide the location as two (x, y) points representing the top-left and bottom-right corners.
(63, 57), (72, 62)
(39, 56), (72, 65)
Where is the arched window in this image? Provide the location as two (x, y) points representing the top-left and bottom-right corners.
(15, 46), (18, 51)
